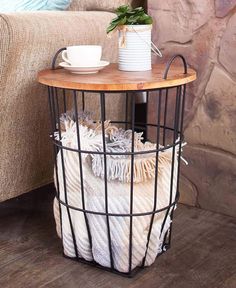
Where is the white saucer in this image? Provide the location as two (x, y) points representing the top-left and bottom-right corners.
(59, 60), (110, 74)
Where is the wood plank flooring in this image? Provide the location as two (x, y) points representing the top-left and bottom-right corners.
(0, 185), (235, 288)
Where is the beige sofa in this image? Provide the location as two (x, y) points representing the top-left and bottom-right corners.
(0, 0), (143, 202)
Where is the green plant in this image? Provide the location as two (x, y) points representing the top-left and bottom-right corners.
(107, 5), (153, 34)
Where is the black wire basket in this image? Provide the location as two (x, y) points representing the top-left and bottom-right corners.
(47, 51), (189, 277)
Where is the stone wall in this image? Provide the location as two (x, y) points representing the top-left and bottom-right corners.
(148, 0), (236, 217)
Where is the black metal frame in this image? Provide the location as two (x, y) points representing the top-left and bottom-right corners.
(47, 52), (188, 277)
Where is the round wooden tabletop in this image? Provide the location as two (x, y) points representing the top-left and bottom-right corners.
(37, 63), (196, 91)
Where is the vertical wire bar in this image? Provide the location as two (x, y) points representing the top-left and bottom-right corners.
(103, 94), (106, 121)
(168, 84), (186, 247)
(73, 90), (93, 251)
(54, 87), (79, 259)
(125, 92), (129, 130)
(128, 93), (136, 273)
(163, 88), (169, 146)
(145, 91), (149, 141)
(51, 89), (59, 154)
(100, 92), (114, 270)
(142, 89), (162, 267)
(48, 87), (63, 241)
(176, 85), (186, 192)
(82, 91), (85, 111)
(48, 86), (56, 136)
(62, 89), (67, 113)
(49, 86), (57, 132)
(160, 85), (181, 249)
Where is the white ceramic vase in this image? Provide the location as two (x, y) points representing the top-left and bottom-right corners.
(118, 24), (152, 72)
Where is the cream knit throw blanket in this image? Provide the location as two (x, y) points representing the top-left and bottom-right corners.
(53, 114), (178, 273)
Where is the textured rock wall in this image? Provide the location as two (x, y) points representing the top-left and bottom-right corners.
(148, 0), (236, 217)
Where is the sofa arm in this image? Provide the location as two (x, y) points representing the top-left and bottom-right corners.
(0, 11), (117, 82)
(0, 11), (119, 202)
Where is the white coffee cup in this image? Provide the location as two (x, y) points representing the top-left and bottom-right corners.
(62, 45), (102, 67)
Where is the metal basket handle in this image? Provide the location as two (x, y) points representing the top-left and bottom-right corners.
(163, 54), (188, 79)
(52, 47), (66, 70)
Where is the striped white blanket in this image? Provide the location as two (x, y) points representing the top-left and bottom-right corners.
(53, 116), (178, 273)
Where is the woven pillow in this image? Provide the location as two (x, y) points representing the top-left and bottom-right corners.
(69, 0), (144, 12)
(0, 0), (71, 12)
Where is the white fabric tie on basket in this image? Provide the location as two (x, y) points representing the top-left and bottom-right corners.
(53, 119), (178, 272)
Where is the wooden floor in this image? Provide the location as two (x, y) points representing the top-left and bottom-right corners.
(0, 185), (235, 288)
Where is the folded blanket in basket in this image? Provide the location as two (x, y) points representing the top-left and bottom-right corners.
(53, 113), (178, 273)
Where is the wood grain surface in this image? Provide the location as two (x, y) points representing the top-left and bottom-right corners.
(37, 64), (196, 91)
(0, 185), (235, 288)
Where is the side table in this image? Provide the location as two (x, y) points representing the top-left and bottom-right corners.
(38, 53), (196, 277)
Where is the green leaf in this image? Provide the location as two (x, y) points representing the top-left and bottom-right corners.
(126, 8), (137, 15)
(133, 7), (144, 13)
(106, 22), (117, 34)
(144, 17), (153, 24)
(127, 14), (140, 24)
(119, 16), (127, 25)
(110, 16), (121, 24)
(116, 5), (129, 15)
(137, 13), (153, 24)
(107, 16), (128, 33)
